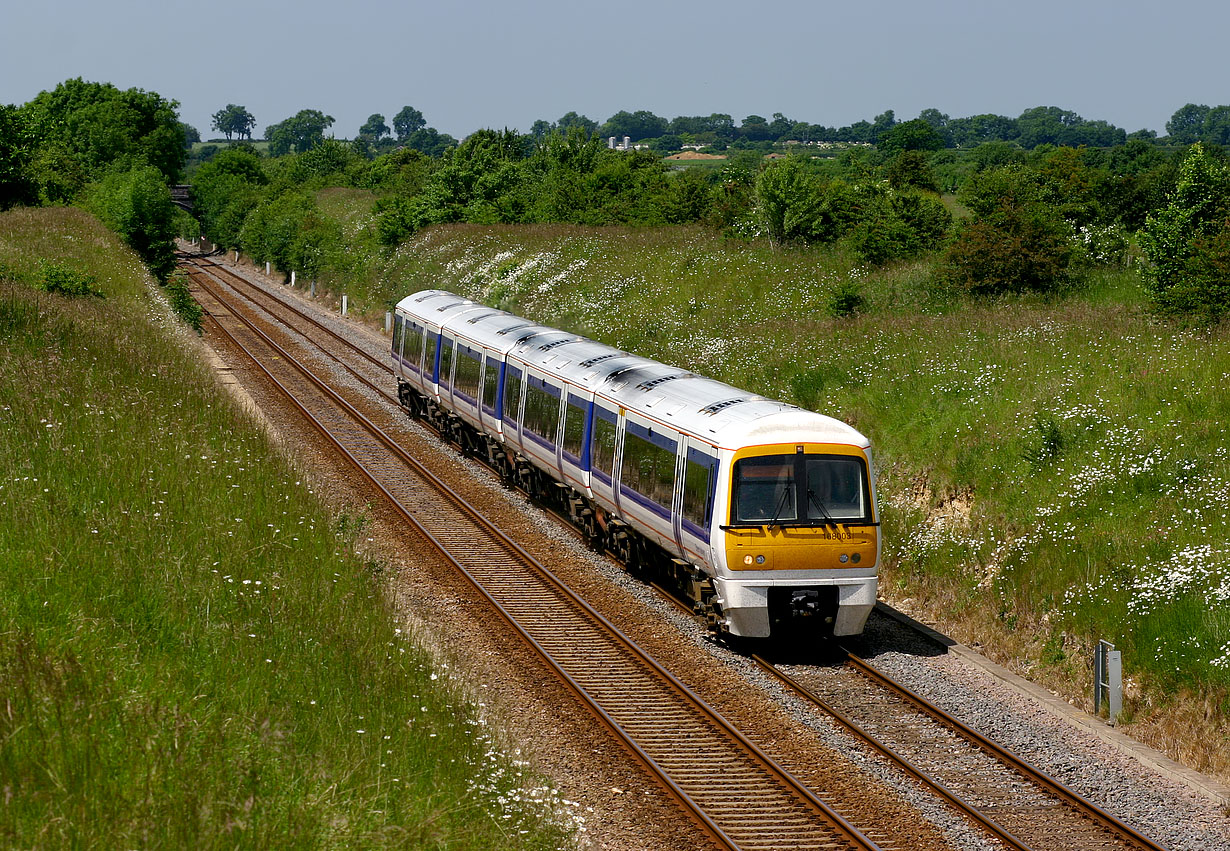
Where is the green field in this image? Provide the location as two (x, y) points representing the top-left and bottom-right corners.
(0, 207), (573, 848)
(321, 217), (1228, 775)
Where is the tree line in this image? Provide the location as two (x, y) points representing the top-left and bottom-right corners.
(3, 78), (1230, 322)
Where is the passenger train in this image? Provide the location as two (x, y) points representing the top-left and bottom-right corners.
(392, 290), (879, 639)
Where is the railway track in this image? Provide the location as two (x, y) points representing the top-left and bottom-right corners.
(181, 256), (1172, 850)
(757, 650), (1168, 851)
(183, 259), (886, 851)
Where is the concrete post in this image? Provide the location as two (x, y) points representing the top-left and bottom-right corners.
(341, 295), (348, 316)
(266, 261), (270, 276)
(384, 311), (392, 333)
(290, 270), (296, 288)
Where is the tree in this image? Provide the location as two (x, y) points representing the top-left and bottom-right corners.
(20, 78), (187, 187)
(600, 110), (668, 142)
(87, 165), (178, 280)
(754, 156), (824, 244)
(359, 113), (390, 141)
(393, 106), (426, 141)
(182, 123), (201, 145)
(0, 104), (36, 210)
(265, 109), (335, 156)
(877, 119), (946, 154)
(211, 104), (256, 141)
(557, 111), (597, 136)
(943, 165), (1075, 295)
(1166, 104), (1210, 145)
(1140, 142), (1230, 320)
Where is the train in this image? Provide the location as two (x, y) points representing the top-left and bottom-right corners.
(391, 290), (879, 639)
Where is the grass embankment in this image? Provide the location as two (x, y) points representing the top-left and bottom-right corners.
(0, 208), (573, 848)
(292, 215), (1229, 778)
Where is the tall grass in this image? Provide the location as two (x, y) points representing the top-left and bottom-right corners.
(366, 224), (1230, 703)
(0, 208), (573, 848)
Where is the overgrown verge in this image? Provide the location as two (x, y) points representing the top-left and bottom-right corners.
(0, 208), (574, 849)
(354, 223), (1228, 780)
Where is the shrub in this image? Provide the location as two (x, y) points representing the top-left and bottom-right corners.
(165, 272), (202, 333)
(37, 259), (103, 298)
(940, 200), (1076, 296)
(1140, 143), (1230, 321)
(86, 166), (177, 281)
(827, 279), (866, 317)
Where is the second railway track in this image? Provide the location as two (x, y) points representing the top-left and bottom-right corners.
(184, 258), (891, 851)
(181, 255), (1175, 851)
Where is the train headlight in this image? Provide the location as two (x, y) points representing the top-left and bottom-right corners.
(839, 553), (849, 563)
(852, 552), (861, 564)
(755, 555), (766, 565)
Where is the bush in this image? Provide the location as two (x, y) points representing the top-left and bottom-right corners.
(165, 272), (202, 333)
(940, 202), (1076, 296)
(1140, 143), (1230, 321)
(86, 166), (177, 281)
(37, 259), (103, 298)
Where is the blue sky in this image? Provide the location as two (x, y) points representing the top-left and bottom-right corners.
(2, 0), (1226, 140)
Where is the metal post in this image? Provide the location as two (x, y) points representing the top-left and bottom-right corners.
(341, 295), (348, 316)
(1094, 640), (1122, 723)
(290, 270), (296, 288)
(310, 280), (315, 297)
(234, 250), (239, 263)
(384, 311), (392, 333)
(266, 261), (270, 276)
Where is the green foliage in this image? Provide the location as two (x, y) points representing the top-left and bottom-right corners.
(886, 151), (939, 192)
(941, 177), (1077, 296)
(264, 109), (335, 156)
(19, 78), (186, 191)
(0, 105), (36, 210)
(754, 156), (824, 244)
(36, 259), (103, 298)
(209, 104), (255, 141)
(86, 166), (178, 281)
(827, 279), (866, 317)
(1140, 143), (1230, 321)
(358, 112), (389, 141)
(392, 105), (426, 140)
(165, 271), (202, 332)
(1023, 411), (1067, 471)
(877, 119), (946, 155)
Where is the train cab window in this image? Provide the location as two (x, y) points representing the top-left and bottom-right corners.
(590, 407), (618, 479)
(733, 457), (796, 523)
(806, 456), (867, 521)
(732, 454), (870, 525)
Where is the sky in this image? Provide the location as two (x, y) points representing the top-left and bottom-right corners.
(3, 0), (1227, 141)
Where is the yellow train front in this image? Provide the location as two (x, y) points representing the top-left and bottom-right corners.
(704, 426), (880, 638)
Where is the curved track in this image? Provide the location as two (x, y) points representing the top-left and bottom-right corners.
(182, 256), (1171, 851)
(183, 258), (881, 851)
(757, 650), (1168, 851)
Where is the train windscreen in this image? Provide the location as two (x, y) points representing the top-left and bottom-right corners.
(732, 454), (869, 525)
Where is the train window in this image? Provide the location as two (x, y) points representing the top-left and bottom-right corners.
(424, 332), (438, 382)
(733, 457), (797, 523)
(805, 456), (867, 521)
(622, 425), (676, 508)
(682, 450), (717, 529)
(482, 358), (500, 411)
(591, 407), (618, 477)
(561, 394), (587, 459)
(405, 323), (423, 370)
(455, 345), (482, 399)
(523, 377), (561, 442)
(732, 454), (869, 525)
(439, 338), (454, 389)
(505, 367), (523, 424)
(392, 315), (405, 360)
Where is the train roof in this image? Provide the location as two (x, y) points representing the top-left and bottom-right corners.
(396, 290), (869, 449)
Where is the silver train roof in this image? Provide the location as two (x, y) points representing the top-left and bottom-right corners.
(396, 291), (869, 448)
